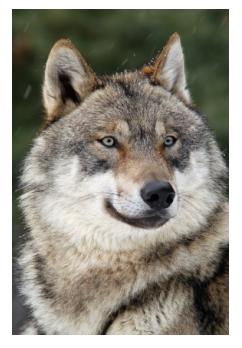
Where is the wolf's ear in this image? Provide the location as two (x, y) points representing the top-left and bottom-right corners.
(43, 39), (97, 123)
(143, 33), (191, 104)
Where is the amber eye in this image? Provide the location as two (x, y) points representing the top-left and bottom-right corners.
(164, 135), (177, 147)
(99, 136), (116, 148)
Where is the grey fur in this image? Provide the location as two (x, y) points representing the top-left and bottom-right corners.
(17, 34), (228, 335)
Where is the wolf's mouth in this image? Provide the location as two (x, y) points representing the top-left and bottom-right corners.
(104, 199), (169, 229)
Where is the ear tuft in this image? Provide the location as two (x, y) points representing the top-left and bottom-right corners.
(43, 39), (97, 124)
(143, 33), (191, 104)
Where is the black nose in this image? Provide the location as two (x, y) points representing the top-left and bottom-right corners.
(140, 181), (175, 210)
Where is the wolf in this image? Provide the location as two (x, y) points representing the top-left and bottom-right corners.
(17, 33), (228, 335)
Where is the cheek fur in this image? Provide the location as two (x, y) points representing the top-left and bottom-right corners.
(174, 150), (210, 194)
(70, 141), (114, 176)
(52, 155), (116, 199)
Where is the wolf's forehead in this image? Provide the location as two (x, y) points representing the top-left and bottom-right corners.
(76, 74), (202, 135)
(94, 77), (185, 126)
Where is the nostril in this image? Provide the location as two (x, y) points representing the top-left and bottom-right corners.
(166, 193), (175, 206)
(147, 193), (160, 203)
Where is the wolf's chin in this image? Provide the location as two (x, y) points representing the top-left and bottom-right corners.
(104, 199), (170, 229)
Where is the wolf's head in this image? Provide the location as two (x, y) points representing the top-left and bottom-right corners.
(21, 34), (227, 251)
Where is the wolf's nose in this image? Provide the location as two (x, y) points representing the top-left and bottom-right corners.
(140, 181), (175, 210)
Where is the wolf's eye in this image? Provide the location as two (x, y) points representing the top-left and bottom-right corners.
(99, 136), (116, 148)
(164, 135), (176, 147)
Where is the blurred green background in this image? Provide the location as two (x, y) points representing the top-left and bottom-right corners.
(12, 9), (228, 245)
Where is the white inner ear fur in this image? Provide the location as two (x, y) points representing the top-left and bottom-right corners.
(47, 47), (89, 95)
(158, 35), (191, 104)
(43, 40), (95, 119)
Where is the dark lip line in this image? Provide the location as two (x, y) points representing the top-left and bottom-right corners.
(104, 199), (169, 229)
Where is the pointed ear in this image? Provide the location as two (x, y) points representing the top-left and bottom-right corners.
(43, 39), (97, 123)
(143, 33), (191, 104)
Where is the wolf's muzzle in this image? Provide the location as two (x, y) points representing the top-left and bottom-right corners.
(140, 181), (175, 211)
